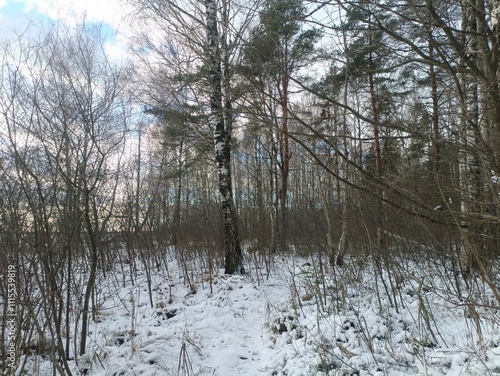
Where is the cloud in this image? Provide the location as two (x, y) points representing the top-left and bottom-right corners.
(16, 0), (133, 29)
(0, 0), (136, 36)
(0, 0), (138, 64)
(0, 2), (39, 38)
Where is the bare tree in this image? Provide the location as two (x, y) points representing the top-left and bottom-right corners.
(128, 0), (258, 273)
(0, 20), (131, 372)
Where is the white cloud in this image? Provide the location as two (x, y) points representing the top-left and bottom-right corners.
(14, 0), (134, 30)
(0, 0), (138, 64)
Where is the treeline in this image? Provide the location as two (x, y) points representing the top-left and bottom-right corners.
(131, 0), (500, 273)
(0, 0), (499, 373)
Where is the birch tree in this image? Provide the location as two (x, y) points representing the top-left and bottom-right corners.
(205, 0), (243, 273)
(130, 0), (247, 273)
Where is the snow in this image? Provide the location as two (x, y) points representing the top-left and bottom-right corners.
(13, 252), (500, 376)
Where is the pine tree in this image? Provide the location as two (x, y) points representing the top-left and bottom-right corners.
(242, 0), (321, 251)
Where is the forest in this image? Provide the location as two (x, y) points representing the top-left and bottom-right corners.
(0, 0), (500, 374)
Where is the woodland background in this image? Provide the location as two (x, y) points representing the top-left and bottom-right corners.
(1, 0), (500, 374)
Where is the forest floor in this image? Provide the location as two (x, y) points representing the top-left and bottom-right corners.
(19, 252), (500, 375)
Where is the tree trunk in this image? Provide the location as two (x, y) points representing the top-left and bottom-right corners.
(80, 188), (99, 356)
(205, 0), (243, 274)
(279, 73), (290, 252)
(368, 23), (382, 175)
(172, 139), (183, 247)
(429, 41), (441, 174)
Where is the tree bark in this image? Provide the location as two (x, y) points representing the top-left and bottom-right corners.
(205, 0), (243, 274)
(278, 71), (290, 251)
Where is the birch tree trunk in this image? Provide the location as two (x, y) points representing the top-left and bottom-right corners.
(205, 0), (243, 274)
(457, 0), (500, 275)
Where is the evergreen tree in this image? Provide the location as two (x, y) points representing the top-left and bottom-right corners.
(242, 0), (321, 251)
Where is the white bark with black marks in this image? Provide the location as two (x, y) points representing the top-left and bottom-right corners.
(205, 0), (243, 274)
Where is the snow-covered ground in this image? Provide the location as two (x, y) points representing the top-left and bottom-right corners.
(17, 253), (500, 375)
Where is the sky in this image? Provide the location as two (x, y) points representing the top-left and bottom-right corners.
(0, 0), (132, 42)
(0, 0), (141, 80)
(0, 0), (149, 166)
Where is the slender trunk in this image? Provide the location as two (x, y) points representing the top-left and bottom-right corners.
(319, 174), (335, 264)
(369, 73), (381, 175)
(270, 127), (278, 253)
(205, 0), (243, 274)
(269, 84), (278, 253)
(278, 48), (290, 251)
(470, 0), (500, 265)
(172, 139), (183, 247)
(429, 42), (440, 173)
(254, 138), (265, 248)
(337, 142), (349, 267)
(80, 188), (98, 356)
(279, 91), (289, 251)
(368, 23), (382, 175)
(459, 0), (481, 274)
(135, 127), (142, 232)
